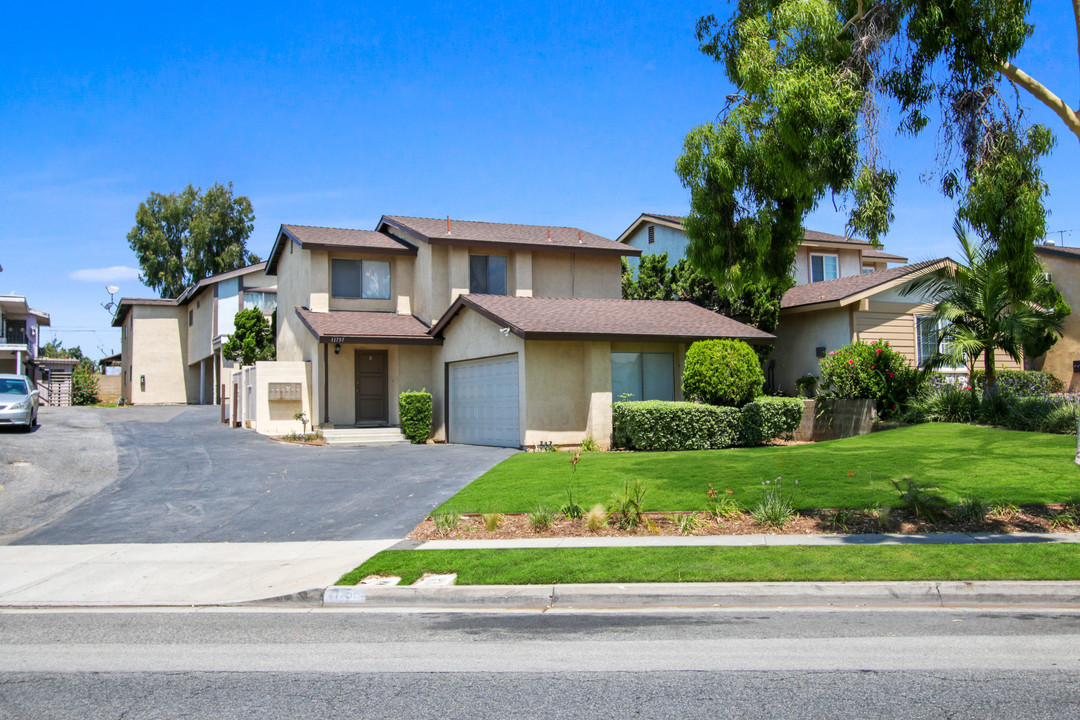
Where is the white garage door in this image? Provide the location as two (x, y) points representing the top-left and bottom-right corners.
(449, 354), (520, 448)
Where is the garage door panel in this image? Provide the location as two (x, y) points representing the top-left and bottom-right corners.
(449, 355), (519, 448)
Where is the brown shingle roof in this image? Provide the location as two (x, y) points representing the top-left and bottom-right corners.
(266, 225), (417, 274)
(781, 259), (948, 310)
(862, 248), (909, 262)
(381, 216), (638, 256)
(1036, 244), (1080, 260)
(620, 213), (893, 251)
(177, 262), (270, 305)
(432, 295), (775, 343)
(295, 308), (439, 345)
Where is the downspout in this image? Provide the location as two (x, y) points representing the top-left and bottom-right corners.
(323, 342), (330, 425)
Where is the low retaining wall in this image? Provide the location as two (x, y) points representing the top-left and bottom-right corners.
(94, 374), (121, 404)
(794, 398), (878, 442)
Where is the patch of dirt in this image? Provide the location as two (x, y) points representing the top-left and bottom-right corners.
(408, 506), (1079, 541)
(270, 435), (327, 446)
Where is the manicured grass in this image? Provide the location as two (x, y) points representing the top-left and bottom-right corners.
(438, 424), (1080, 513)
(338, 544), (1080, 586)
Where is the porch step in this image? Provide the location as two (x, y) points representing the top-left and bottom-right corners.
(322, 427), (409, 447)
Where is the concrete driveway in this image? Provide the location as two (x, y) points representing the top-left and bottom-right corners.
(0, 405), (517, 545)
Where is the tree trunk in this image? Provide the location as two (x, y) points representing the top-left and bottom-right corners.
(982, 349), (997, 402)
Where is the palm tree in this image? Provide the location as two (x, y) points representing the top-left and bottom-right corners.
(901, 220), (1064, 399)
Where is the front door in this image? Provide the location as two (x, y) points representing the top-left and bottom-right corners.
(355, 350), (388, 425)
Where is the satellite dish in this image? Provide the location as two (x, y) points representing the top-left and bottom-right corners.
(106, 285), (120, 295)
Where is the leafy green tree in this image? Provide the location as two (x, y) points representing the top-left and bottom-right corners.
(71, 363), (100, 406)
(127, 182), (259, 299)
(901, 221), (1065, 398)
(680, 1), (1066, 311)
(222, 308), (276, 366)
(39, 340), (84, 361)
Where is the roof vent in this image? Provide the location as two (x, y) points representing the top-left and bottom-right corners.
(1045, 237), (1056, 246)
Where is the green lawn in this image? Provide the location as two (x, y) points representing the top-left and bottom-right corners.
(438, 424), (1080, 513)
(339, 545), (1080, 585)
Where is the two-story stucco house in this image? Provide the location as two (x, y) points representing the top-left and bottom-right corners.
(615, 212), (1022, 392)
(113, 263), (278, 405)
(0, 294), (49, 378)
(257, 215), (773, 448)
(1032, 242), (1080, 390)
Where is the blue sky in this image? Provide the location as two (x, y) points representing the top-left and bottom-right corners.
(3, 1), (1077, 359)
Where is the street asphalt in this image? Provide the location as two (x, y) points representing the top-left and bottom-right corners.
(0, 405), (516, 544)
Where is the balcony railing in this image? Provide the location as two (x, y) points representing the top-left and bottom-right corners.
(4, 326), (27, 345)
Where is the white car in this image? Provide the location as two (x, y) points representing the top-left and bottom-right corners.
(0, 374), (39, 430)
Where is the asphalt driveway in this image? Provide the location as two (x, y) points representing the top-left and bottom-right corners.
(0, 405), (516, 544)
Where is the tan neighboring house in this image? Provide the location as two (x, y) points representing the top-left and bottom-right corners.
(244, 216), (773, 447)
(1034, 242), (1080, 390)
(112, 263), (278, 405)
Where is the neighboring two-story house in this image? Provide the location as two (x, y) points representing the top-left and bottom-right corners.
(254, 215), (773, 448)
(0, 294), (49, 378)
(1033, 241), (1080, 390)
(113, 263), (278, 405)
(616, 212), (1020, 392)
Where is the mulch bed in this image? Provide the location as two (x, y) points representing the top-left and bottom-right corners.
(408, 506), (1080, 541)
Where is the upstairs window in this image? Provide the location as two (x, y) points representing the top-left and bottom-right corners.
(810, 253), (839, 282)
(332, 259), (391, 299)
(469, 255), (507, 295)
(862, 266), (875, 274)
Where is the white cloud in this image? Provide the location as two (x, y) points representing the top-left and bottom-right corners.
(68, 266), (142, 283)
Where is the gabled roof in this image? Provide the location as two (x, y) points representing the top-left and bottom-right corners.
(265, 225), (418, 274)
(295, 308), (439, 345)
(781, 258), (951, 312)
(431, 295), (775, 344)
(379, 215), (638, 256)
(615, 212), (903, 256)
(177, 262), (271, 305)
(111, 297), (179, 327)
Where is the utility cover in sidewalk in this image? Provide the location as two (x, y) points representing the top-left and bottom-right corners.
(413, 573), (457, 587)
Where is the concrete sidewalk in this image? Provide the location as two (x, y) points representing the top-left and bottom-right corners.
(0, 540), (394, 607)
(401, 531), (1080, 550)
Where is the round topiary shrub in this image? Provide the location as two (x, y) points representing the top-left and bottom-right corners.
(681, 339), (764, 407)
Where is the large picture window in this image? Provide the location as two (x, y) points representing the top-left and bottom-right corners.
(810, 253), (839, 282)
(611, 352), (675, 402)
(469, 255), (507, 295)
(332, 259), (391, 299)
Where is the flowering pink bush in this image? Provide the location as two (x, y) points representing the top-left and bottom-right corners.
(818, 339), (921, 418)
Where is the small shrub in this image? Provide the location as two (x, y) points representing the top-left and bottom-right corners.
(612, 401), (741, 450)
(793, 374), (817, 397)
(818, 339), (922, 418)
(681, 339), (764, 407)
(561, 486), (584, 520)
(976, 392), (1011, 426)
(989, 501), (1020, 518)
(827, 508), (858, 533)
(584, 504), (608, 532)
(952, 495), (989, 524)
(751, 476), (797, 529)
(868, 504), (898, 532)
(738, 396), (804, 446)
(71, 362), (100, 406)
(482, 513), (502, 532)
(580, 435), (600, 452)
(912, 383), (976, 424)
(664, 512), (702, 535)
(706, 484), (742, 520)
(432, 511), (459, 535)
(293, 410), (309, 435)
(970, 370), (1064, 396)
(398, 390), (433, 444)
(528, 504), (554, 531)
(609, 479), (647, 530)
(892, 477), (946, 522)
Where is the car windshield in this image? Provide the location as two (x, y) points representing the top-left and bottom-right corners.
(0, 379), (30, 395)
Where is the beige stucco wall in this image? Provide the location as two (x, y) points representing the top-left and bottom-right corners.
(793, 247), (864, 285)
(238, 361), (313, 436)
(275, 238), (313, 363)
(130, 305), (192, 404)
(434, 306), (525, 443)
(772, 307), (854, 393)
(531, 253), (621, 298)
(322, 344), (433, 427)
(120, 315), (133, 401)
(1037, 252), (1080, 389)
(186, 286), (215, 365)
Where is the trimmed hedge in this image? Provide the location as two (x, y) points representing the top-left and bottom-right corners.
(398, 390), (433, 444)
(613, 401), (741, 451)
(818, 339), (920, 418)
(682, 339), (764, 407)
(738, 396), (805, 446)
(969, 370), (1064, 396)
(612, 397), (805, 451)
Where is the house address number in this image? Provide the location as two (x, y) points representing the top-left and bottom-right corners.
(328, 336), (346, 343)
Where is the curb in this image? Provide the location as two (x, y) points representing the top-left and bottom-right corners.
(321, 581), (1080, 610)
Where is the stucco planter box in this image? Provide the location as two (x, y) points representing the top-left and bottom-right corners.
(793, 398), (877, 442)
